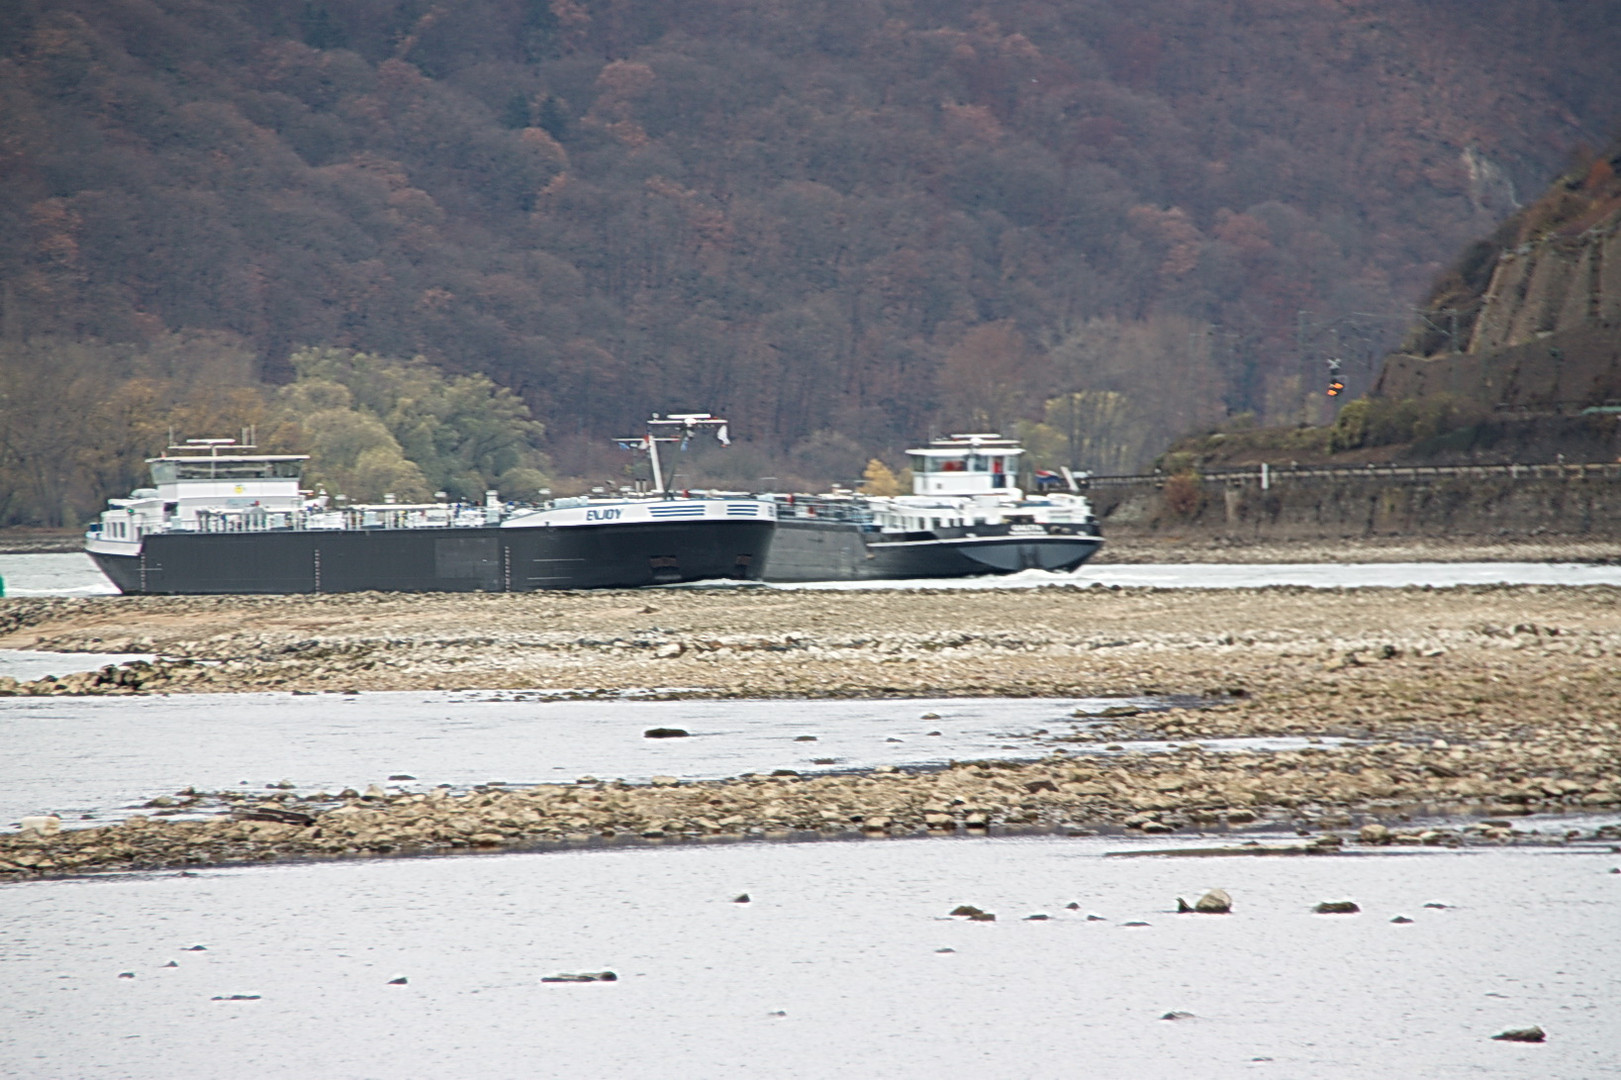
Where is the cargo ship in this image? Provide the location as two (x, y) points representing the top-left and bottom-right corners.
(85, 417), (773, 594)
(761, 433), (1102, 582)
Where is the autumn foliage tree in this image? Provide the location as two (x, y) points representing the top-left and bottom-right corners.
(1, 0), (1619, 521)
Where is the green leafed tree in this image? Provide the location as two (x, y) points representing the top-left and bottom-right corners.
(279, 347), (551, 502)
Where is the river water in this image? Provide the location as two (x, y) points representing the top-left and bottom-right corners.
(2, 835), (1616, 1080)
(3, 552), (1617, 1077)
(4, 552), (1621, 597)
(0, 691), (1349, 828)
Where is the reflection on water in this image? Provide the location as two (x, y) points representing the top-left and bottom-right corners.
(1, 836), (1614, 1079)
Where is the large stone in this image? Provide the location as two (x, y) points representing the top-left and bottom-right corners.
(1313, 900), (1361, 914)
(1194, 889), (1232, 914)
(1491, 1026), (1545, 1043)
(18, 816), (60, 836)
(1358, 823), (1392, 844)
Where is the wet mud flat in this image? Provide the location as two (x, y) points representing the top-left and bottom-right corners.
(1, 583), (1618, 877)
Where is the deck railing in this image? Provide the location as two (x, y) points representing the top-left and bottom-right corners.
(1079, 461), (1621, 489)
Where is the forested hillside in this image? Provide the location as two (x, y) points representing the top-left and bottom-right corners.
(3, 0), (1620, 516)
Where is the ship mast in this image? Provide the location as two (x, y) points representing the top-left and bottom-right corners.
(618, 413), (732, 495)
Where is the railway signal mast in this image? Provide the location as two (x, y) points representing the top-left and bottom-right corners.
(1325, 357), (1345, 398)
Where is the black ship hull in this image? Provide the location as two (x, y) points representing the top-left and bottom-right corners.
(89, 520), (774, 595)
(764, 519), (1102, 582)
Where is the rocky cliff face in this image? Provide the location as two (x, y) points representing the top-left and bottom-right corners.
(1375, 146), (1621, 412)
(1467, 205), (1620, 353)
(1093, 468), (1621, 543)
(1374, 320), (1621, 412)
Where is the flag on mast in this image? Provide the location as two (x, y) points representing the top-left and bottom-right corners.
(716, 423), (731, 446)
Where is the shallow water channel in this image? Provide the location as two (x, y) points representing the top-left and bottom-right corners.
(2, 835), (1616, 1079)
(5, 551), (1621, 597)
(1, 692), (1260, 827)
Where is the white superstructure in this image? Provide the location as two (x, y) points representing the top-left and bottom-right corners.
(864, 432), (1094, 534)
(87, 435), (774, 561)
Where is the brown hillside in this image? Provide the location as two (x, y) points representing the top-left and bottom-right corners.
(2, 0), (1620, 473)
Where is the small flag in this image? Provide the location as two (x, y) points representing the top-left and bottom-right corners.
(716, 423), (731, 446)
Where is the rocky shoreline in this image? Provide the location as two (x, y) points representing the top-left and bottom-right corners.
(2, 583), (1617, 877)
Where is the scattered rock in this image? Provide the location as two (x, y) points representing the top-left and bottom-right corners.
(1160, 1011), (1196, 1021)
(184, 945), (207, 951)
(211, 994), (260, 1001)
(388, 774), (416, 781)
(163, 960), (178, 967)
(1064, 902), (1080, 910)
(1193, 889), (1232, 914)
(793, 735), (818, 742)
(542, 971), (618, 983)
(644, 727), (689, 739)
(1390, 915), (1414, 924)
(1122, 921), (1150, 927)
(118, 972), (134, 979)
(1491, 1026), (1545, 1043)
(921, 712), (940, 720)
(1313, 900), (1360, 914)
(1023, 913), (1050, 921)
(240, 807), (314, 827)
(934, 947), (955, 954)
(1423, 902), (1450, 909)
(733, 893), (750, 903)
(1358, 823), (1392, 844)
(387, 976), (408, 985)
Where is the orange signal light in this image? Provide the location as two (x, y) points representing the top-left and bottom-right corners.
(1326, 380), (1344, 397)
